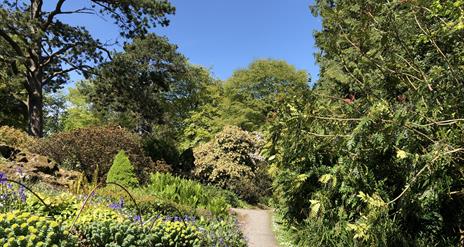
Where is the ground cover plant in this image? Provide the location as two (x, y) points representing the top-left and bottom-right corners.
(0, 171), (247, 247)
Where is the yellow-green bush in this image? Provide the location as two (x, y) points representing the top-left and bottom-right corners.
(106, 150), (139, 187)
(77, 217), (201, 247)
(0, 211), (77, 247)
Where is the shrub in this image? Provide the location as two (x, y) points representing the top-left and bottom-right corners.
(31, 126), (154, 182)
(0, 211), (77, 246)
(193, 125), (270, 202)
(107, 150), (139, 187)
(142, 133), (179, 170)
(78, 218), (201, 247)
(149, 172), (244, 215)
(0, 126), (35, 150)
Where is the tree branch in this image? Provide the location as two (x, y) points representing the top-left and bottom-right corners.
(387, 147), (464, 205)
(42, 0), (66, 31)
(0, 29), (24, 57)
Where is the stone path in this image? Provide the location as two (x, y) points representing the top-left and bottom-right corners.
(232, 208), (279, 247)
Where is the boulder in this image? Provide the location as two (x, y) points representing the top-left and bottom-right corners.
(0, 144), (80, 188)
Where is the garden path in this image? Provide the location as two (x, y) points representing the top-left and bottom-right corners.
(231, 208), (279, 247)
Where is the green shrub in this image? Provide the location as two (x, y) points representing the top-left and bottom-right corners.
(106, 150), (139, 187)
(30, 126), (154, 182)
(193, 125), (270, 202)
(142, 133), (179, 170)
(0, 126), (35, 150)
(0, 211), (77, 246)
(149, 172), (244, 215)
(78, 218), (201, 247)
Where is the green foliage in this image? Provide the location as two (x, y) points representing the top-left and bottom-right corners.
(193, 125), (271, 203)
(223, 59), (310, 131)
(0, 211), (77, 247)
(0, 0), (175, 136)
(0, 126), (35, 150)
(31, 126), (153, 182)
(149, 172), (244, 215)
(61, 86), (102, 132)
(195, 216), (247, 247)
(180, 82), (225, 149)
(88, 34), (187, 131)
(78, 219), (201, 247)
(268, 0), (464, 246)
(107, 150), (140, 188)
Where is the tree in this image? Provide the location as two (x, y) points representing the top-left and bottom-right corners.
(0, 0), (175, 137)
(267, 0), (464, 245)
(61, 85), (101, 131)
(223, 59), (310, 131)
(87, 34), (187, 133)
(181, 59), (311, 149)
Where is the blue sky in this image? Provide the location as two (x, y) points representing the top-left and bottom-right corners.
(52, 0), (321, 85)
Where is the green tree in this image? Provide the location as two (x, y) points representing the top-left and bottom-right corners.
(268, 0), (464, 245)
(107, 150), (139, 188)
(61, 85), (101, 131)
(223, 59), (309, 131)
(181, 60), (311, 149)
(0, 0), (175, 137)
(87, 34), (187, 133)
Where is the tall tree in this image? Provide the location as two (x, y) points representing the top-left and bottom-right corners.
(223, 59), (310, 131)
(267, 0), (464, 245)
(0, 0), (175, 137)
(87, 34), (187, 133)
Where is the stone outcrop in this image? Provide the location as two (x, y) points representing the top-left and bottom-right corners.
(0, 144), (80, 188)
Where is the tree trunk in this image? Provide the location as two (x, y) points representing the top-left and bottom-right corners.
(28, 86), (43, 137)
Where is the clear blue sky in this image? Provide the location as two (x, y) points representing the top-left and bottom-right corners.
(53, 0), (321, 84)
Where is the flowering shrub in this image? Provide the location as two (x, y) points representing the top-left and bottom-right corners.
(0, 211), (77, 246)
(0, 173), (27, 212)
(77, 217), (201, 247)
(193, 125), (270, 202)
(0, 175), (247, 246)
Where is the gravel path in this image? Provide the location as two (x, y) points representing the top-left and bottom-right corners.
(232, 208), (279, 247)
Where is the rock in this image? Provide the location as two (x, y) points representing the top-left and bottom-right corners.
(0, 144), (80, 188)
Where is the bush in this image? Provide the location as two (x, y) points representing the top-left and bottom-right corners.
(142, 133), (179, 170)
(149, 172), (244, 215)
(0, 126), (35, 150)
(193, 125), (270, 202)
(31, 126), (154, 182)
(77, 217), (201, 246)
(107, 150), (139, 187)
(0, 211), (77, 246)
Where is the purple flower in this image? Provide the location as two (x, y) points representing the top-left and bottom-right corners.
(133, 215), (141, 222)
(0, 172), (6, 185)
(109, 197), (124, 210)
(18, 185), (26, 202)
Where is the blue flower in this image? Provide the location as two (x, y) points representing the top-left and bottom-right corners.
(18, 185), (26, 202)
(133, 215), (141, 222)
(109, 197), (124, 210)
(0, 172), (6, 185)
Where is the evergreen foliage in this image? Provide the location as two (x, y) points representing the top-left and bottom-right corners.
(267, 0), (464, 246)
(106, 150), (139, 188)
